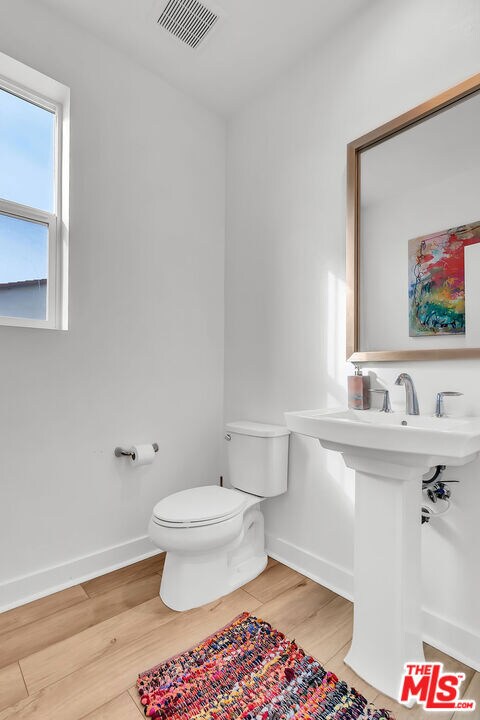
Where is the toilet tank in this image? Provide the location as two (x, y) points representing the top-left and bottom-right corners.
(225, 421), (290, 497)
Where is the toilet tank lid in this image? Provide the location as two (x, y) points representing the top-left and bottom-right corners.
(225, 421), (290, 438)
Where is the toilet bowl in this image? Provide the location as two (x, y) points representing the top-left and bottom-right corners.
(149, 421), (290, 611)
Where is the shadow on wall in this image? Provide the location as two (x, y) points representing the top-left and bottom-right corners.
(263, 263), (355, 573)
(326, 270), (347, 406)
(228, 250), (355, 559)
(322, 269), (355, 503)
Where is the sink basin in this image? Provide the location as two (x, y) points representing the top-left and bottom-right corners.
(285, 407), (480, 705)
(285, 408), (480, 465)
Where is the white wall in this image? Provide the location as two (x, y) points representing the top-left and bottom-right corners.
(0, 0), (225, 609)
(225, 0), (480, 668)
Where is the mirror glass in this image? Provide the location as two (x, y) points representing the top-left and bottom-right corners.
(359, 89), (480, 352)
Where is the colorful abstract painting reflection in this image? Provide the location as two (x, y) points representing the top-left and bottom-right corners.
(408, 221), (480, 336)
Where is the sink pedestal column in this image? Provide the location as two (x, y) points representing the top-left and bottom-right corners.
(342, 453), (428, 703)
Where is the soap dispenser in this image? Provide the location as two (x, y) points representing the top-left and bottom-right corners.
(348, 365), (370, 410)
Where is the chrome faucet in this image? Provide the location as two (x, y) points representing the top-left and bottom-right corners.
(395, 373), (419, 415)
(435, 391), (463, 418)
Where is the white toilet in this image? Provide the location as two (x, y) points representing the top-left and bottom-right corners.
(148, 421), (290, 611)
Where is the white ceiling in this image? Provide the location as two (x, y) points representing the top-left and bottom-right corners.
(36, 0), (371, 116)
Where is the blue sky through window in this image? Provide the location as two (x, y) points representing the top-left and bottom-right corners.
(0, 87), (54, 283)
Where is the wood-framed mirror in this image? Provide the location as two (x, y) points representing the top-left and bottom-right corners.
(347, 72), (480, 362)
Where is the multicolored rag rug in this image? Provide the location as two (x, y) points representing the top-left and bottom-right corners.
(137, 612), (395, 719)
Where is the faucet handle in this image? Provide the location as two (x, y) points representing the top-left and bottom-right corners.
(435, 391), (463, 418)
(370, 388), (392, 413)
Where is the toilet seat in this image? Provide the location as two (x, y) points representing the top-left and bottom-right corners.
(152, 485), (246, 528)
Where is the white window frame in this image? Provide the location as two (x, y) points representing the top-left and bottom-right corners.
(0, 52), (70, 330)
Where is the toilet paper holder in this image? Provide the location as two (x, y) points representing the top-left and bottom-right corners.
(114, 443), (159, 459)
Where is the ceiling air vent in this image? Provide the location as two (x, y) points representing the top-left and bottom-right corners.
(157, 0), (219, 49)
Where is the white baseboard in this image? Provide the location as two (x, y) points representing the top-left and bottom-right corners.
(266, 533), (354, 602)
(423, 609), (480, 672)
(265, 532), (480, 672)
(0, 535), (160, 613)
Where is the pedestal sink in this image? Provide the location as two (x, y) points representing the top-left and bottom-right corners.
(284, 408), (480, 703)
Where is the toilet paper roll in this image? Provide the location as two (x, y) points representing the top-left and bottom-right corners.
(130, 444), (156, 466)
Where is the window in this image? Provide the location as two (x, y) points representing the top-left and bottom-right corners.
(0, 52), (69, 329)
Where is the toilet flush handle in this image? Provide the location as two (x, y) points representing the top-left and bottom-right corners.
(224, 433), (231, 441)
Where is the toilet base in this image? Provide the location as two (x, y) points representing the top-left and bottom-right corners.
(159, 505), (267, 611)
(160, 551), (267, 611)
